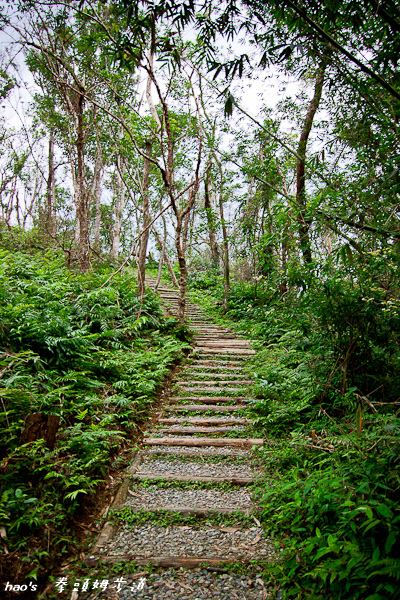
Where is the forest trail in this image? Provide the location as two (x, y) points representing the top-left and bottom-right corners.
(85, 280), (274, 599)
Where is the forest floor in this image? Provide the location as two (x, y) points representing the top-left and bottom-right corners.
(43, 276), (278, 599)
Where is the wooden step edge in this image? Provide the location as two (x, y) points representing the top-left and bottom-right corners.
(177, 381), (254, 386)
(145, 448), (252, 457)
(192, 356), (249, 362)
(166, 406), (246, 413)
(188, 366), (243, 371)
(168, 396), (251, 404)
(159, 418), (250, 424)
(87, 555), (248, 568)
(180, 373), (244, 378)
(146, 426), (247, 434)
(194, 342), (252, 346)
(179, 389), (251, 394)
(124, 505), (253, 516)
(193, 359), (245, 363)
(132, 474), (254, 485)
(195, 349), (256, 355)
(143, 437), (263, 447)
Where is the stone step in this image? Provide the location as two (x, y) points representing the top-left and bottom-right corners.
(159, 417), (250, 425)
(165, 404), (246, 413)
(132, 473), (254, 484)
(193, 354), (248, 360)
(180, 372), (243, 379)
(96, 556), (260, 567)
(146, 426), (245, 434)
(144, 437), (263, 447)
(145, 447), (252, 457)
(127, 505), (253, 516)
(194, 335), (242, 340)
(178, 387), (250, 393)
(177, 380), (253, 386)
(188, 365), (243, 371)
(194, 341), (251, 347)
(168, 396), (250, 403)
(96, 524), (273, 565)
(190, 328), (232, 333)
(194, 359), (245, 364)
(135, 455), (254, 480)
(195, 347), (256, 355)
(166, 405), (246, 413)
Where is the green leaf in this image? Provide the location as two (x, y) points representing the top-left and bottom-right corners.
(385, 531), (397, 555)
(376, 504), (393, 519)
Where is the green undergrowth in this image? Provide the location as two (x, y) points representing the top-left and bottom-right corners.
(0, 248), (190, 586)
(131, 479), (247, 491)
(110, 507), (256, 528)
(182, 257), (400, 598)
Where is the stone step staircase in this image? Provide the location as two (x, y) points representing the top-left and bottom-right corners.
(86, 276), (273, 598)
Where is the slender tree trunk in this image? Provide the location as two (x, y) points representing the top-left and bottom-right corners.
(214, 156), (230, 312)
(15, 191), (21, 228)
(137, 140), (152, 296)
(24, 175), (41, 231)
(111, 154), (126, 260)
(155, 249), (164, 289)
(220, 193), (230, 313)
(175, 183), (200, 323)
(4, 177), (16, 228)
(46, 131), (56, 234)
(92, 137), (104, 252)
(153, 222), (179, 287)
(175, 213), (188, 322)
(75, 93), (90, 272)
(296, 50), (331, 263)
(276, 157), (290, 296)
(204, 177), (220, 268)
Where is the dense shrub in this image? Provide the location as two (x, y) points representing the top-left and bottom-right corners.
(0, 248), (190, 580)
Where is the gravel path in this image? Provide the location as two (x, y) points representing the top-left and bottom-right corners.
(102, 525), (274, 561)
(87, 282), (274, 594)
(124, 485), (254, 512)
(87, 568), (271, 599)
(136, 457), (254, 479)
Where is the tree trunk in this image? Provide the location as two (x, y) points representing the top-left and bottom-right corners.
(153, 222), (179, 287)
(204, 177), (220, 268)
(92, 137), (104, 252)
(24, 175), (41, 231)
(220, 193), (230, 313)
(111, 154), (126, 261)
(176, 183), (200, 323)
(137, 139), (152, 296)
(296, 50), (331, 264)
(46, 131), (56, 234)
(175, 212), (188, 323)
(75, 93), (91, 272)
(214, 159), (230, 312)
(155, 247), (164, 289)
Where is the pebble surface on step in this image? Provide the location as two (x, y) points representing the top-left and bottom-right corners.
(102, 524), (275, 561)
(160, 416), (249, 423)
(136, 456), (254, 479)
(145, 446), (252, 457)
(124, 484), (254, 512)
(88, 568), (269, 600)
(154, 424), (246, 432)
